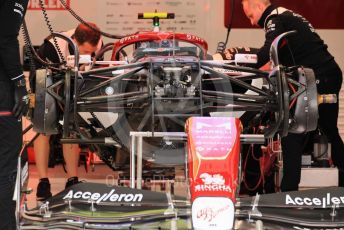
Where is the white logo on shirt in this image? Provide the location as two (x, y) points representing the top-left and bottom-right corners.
(14, 2), (25, 18)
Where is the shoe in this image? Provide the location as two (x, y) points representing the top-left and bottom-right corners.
(65, 176), (80, 189)
(36, 178), (52, 201)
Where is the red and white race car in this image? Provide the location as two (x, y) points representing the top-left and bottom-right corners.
(20, 12), (340, 230)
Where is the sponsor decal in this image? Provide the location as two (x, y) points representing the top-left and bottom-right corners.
(194, 121), (232, 135)
(186, 34), (204, 43)
(196, 205), (231, 222)
(192, 197), (235, 229)
(192, 119), (236, 158)
(119, 35), (139, 44)
(14, 2), (25, 17)
(213, 67), (241, 74)
(63, 189), (143, 204)
(200, 173), (225, 185)
(236, 54), (257, 62)
(286, 193), (344, 208)
(266, 20), (276, 33)
(244, 54), (256, 60)
(28, 0), (70, 10)
(195, 184), (232, 193)
(195, 173), (232, 192)
(196, 122), (231, 130)
(292, 12), (315, 32)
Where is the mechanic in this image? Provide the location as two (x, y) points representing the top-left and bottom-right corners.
(234, 0), (344, 191)
(0, 0), (29, 229)
(33, 22), (102, 201)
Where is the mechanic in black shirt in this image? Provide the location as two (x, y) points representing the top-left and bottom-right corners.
(36, 22), (102, 66)
(33, 22), (102, 201)
(0, 0), (29, 229)
(239, 0), (344, 191)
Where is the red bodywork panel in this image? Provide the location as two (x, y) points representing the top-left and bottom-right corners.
(111, 31), (208, 61)
(186, 117), (241, 203)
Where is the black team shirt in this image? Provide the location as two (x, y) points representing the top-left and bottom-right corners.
(256, 4), (338, 74)
(0, 0), (28, 111)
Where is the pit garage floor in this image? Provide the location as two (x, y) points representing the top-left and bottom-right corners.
(26, 163), (189, 209)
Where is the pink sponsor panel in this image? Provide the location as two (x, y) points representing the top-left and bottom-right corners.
(186, 117), (241, 202)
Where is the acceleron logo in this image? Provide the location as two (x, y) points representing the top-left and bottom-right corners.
(28, 0), (70, 10)
(286, 193), (344, 208)
(62, 189), (143, 204)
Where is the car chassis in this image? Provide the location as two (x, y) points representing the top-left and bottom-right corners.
(19, 14), (341, 229)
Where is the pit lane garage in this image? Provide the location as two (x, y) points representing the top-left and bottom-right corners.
(15, 0), (344, 229)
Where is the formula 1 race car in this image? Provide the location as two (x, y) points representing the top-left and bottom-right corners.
(28, 13), (326, 170)
(19, 12), (341, 230)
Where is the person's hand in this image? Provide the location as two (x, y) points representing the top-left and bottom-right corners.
(12, 79), (29, 119)
(212, 47), (240, 61)
(223, 47), (239, 60)
(222, 47), (260, 60)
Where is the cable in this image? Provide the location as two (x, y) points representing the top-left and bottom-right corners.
(216, 0), (235, 53)
(288, 82), (297, 109)
(21, 21), (37, 77)
(39, 0), (66, 65)
(242, 126), (261, 191)
(58, 0), (125, 39)
(242, 144), (263, 191)
(21, 20), (62, 71)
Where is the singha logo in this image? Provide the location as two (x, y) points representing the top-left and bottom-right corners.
(200, 173), (225, 185)
(195, 173), (231, 192)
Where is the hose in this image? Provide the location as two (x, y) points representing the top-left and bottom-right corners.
(39, 0), (66, 65)
(58, 0), (125, 39)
